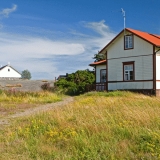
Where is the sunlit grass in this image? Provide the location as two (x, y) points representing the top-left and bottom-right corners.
(0, 91), (160, 159)
(0, 90), (63, 117)
(0, 90), (62, 103)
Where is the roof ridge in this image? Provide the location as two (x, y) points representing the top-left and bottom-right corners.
(149, 33), (160, 39)
(0, 65), (7, 70)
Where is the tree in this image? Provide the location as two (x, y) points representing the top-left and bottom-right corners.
(21, 70), (31, 79)
(55, 69), (95, 95)
(93, 53), (105, 62)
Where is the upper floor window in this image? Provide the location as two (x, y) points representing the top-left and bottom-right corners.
(100, 69), (106, 83)
(123, 62), (134, 81)
(124, 35), (133, 50)
(8, 69), (10, 72)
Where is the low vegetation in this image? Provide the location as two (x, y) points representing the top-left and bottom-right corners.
(0, 91), (160, 159)
(0, 90), (62, 117)
(55, 69), (95, 95)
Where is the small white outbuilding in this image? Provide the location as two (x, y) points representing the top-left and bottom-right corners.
(0, 64), (21, 79)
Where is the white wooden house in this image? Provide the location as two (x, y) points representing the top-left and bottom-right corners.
(0, 64), (21, 79)
(89, 28), (160, 96)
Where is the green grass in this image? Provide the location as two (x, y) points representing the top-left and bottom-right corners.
(0, 90), (62, 103)
(0, 91), (160, 159)
(0, 90), (63, 117)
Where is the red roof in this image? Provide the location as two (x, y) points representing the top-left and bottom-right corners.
(89, 60), (106, 66)
(126, 28), (160, 46)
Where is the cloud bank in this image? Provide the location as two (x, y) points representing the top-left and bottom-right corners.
(0, 20), (116, 79)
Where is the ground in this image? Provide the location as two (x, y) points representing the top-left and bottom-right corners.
(0, 96), (74, 127)
(0, 79), (54, 92)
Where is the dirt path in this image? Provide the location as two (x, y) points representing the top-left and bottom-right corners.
(0, 97), (74, 127)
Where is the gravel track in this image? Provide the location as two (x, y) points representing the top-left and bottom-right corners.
(0, 97), (74, 127)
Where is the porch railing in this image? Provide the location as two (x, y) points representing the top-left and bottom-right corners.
(86, 83), (106, 92)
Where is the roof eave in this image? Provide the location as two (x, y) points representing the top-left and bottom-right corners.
(89, 60), (106, 66)
(125, 28), (160, 47)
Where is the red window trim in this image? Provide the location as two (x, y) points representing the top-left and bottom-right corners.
(124, 34), (134, 50)
(123, 61), (135, 81)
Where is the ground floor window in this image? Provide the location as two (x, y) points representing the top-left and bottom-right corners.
(100, 69), (106, 83)
(123, 61), (134, 81)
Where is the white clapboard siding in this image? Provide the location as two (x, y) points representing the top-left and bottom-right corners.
(106, 31), (153, 60)
(106, 30), (153, 91)
(108, 81), (153, 90)
(156, 54), (160, 89)
(108, 55), (153, 82)
(156, 55), (160, 80)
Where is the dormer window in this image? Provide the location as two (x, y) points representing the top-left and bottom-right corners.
(124, 35), (133, 50)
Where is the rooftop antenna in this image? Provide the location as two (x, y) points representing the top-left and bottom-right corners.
(121, 8), (126, 35)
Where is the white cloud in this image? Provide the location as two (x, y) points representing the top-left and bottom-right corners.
(84, 20), (111, 36)
(0, 36), (85, 59)
(0, 4), (17, 18)
(0, 20), (116, 79)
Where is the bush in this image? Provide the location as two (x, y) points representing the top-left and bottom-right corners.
(55, 70), (95, 95)
(41, 83), (50, 91)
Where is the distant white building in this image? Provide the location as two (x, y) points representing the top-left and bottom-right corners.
(0, 64), (21, 79)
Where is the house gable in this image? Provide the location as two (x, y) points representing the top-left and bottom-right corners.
(100, 28), (160, 55)
(0, 65), (21, 78)
(106, 30), (153, 60)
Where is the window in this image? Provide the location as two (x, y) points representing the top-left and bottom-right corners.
(100, 69), (106, 83)
(124, 35), (133, 49)
(123, 62), (134, 81)
(8, 69), (10, 72)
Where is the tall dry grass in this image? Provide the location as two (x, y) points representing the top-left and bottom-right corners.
(0, 90), (62, 104)
(0, 91), (160, 159)
(0, 90), (62, 118)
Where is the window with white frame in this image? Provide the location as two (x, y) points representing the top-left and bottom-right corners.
(123, 62), (134, 81)
(124, 35), (133, 49)
(100, 69), (106, 83)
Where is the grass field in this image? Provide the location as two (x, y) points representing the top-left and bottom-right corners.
(0, 90), (62, 118)
(0, 91), (160, 159)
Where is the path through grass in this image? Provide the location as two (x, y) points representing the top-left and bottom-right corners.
(0, 91), (160, 159)
(0, 90), (62, 118)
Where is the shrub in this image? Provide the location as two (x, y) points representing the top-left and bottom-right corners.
(41, 83), (50, 91)
(55, 70), (95, 95)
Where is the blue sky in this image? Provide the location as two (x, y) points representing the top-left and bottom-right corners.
(0, 0), (160, 79)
